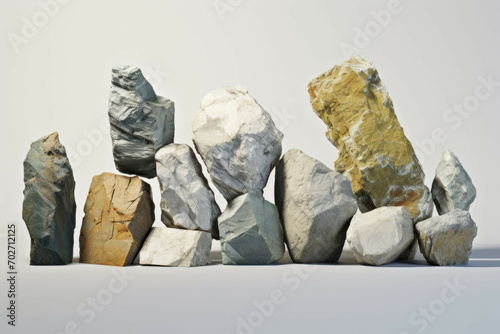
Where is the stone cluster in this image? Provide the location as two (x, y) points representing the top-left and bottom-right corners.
(21, 61), (478, 268)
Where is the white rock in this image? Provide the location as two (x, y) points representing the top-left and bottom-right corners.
(156, 144), (220, 239)
(416, 210), (477, 265)
(275, 149), (358, 263)
(432, 150), (476, 215)
(192, 86), (283, 201)
(346, 207), (414, 265)
(134, 227), (212, 267)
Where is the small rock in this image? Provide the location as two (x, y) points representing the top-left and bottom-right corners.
(79, 172), (155, 266)
(308, 56), (430, 222)
(346, 207), (414, 265)
(275, 149), (358, 263)
(192, 86), (283, 201)
(416, 210), (477, 265)
(156, 144), (221, 239)
(218, 193), (285, 265)
(22, 132), (76, 265)
(109, 65), (175, 178)
(134, 227), (212, 267)
(432, 150), (476, 215)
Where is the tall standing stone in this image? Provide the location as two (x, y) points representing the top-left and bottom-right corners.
(108, 65), (175, 178)
(307, 56), (431, 222)
(432, 150), (476, 215)
(192, 86), (283, 201)
(22, 132), (76, 265)
(79, 172), (154, 266)
(275, 149), (358, 263)
(156, 144), (221, 239)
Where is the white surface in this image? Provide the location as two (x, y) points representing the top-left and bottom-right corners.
(1, 0), (499, 333)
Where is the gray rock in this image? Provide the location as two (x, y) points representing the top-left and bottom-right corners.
(155, 144), (221, 239)
(134, 227), (212, 267)
(416, 210), (477, 265)
(275, 149), (358, 263)
(218, 193), (285, 265)
(432, 150), (476, 215)
(22, 132), (76, 265)
(346, 207), (414, 266)
(108, 65), (175, 178)
(192, 86), (283, 201)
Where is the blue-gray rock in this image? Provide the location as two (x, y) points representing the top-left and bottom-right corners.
(22, 132), (76, 265)
(192, 86), (283, 201)
(416, 209), (477, 265)
(155, 144), (221, 239)
(432, 150), (476, 215)
(218, 193), (285, 265)
(108, 65), (175, 178)
(275, 149), (358, 263)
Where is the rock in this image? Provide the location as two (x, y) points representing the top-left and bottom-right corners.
(79, 172), (155, 266)
(22, 132), (76, 265)
(307, 56), (430, 222)
(134, 227), (212, 267)
(432, 150), (476, 215)
(346, 207), (414, 266)
(192, 86), (283, 201)
(218, 193), (285, 265)
(108, 65), (175, 178)
(156, 144), (220, 239)
(416, 210), (477, 265)
(397, 239), (419, 261)
(275, 149), (358, 263)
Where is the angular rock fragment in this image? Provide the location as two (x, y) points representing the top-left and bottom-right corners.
(416, 210), (477, 265)
(108, 65), (175, 178)
(134, 227), (212, 267)
(346, 207), (414, 265)
(275, 149), (358, 263)
(432, 150), (476, 215)
(79, 172), (154, 266)
(22, 132), (76, 265)
(218, 193), (285, 265)
(156, 144), (220, 239)
(192, 86), (283, 201)
(307, 56), (430, 222)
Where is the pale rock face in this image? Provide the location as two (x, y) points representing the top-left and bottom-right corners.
(134, 227), (212, 267)
(192, 86), (283, 201)
(416, 210), (477, 266)
(346, 206), (414, 266)
(218, 193), (285, 265)
(108, 65), (175, 178)
(275, 149), (358, 263)
(307, 56), (430, 222)
(156, 144), (221, 239)
(22, 132), (76, 265)
(432, 150), (476, 215)
(79, 173), (155, 266)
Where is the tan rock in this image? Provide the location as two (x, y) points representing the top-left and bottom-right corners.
(307, 56), (431, 222)
(79, 172), (154, 266)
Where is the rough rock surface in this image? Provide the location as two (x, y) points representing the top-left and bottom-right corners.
(308, 56), (430, 222)
(346, 207), (414, 266)
(275, 149), (358, 263)
(80, 172), (155, 266)
(218, 193), (285, 265)
(134, 227), (211, 267)
(109, 65), (175, 178)
(432, 150), (476, 215)
(156, 144), (220, 239)
(416, 210), (477, 265)
(192, 86), (283, 201)
(22, 132), (76, 265)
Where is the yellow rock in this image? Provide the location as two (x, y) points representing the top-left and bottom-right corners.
(307, 56), (432, 222)
(79, 172), (155, 266)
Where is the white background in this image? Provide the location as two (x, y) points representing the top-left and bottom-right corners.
(1, 1), (499, 333)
